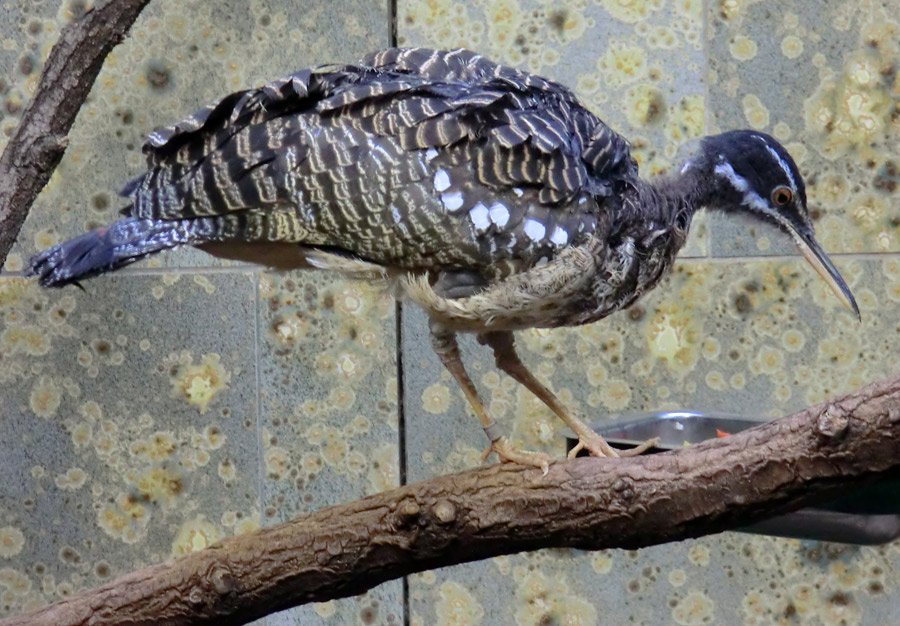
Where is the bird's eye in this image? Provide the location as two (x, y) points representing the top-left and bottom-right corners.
(772, 187), (793, 206)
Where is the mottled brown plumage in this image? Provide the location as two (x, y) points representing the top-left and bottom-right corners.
(29, 48), (858, 470)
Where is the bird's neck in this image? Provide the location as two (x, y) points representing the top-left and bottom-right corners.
(638, 161), (710, 236)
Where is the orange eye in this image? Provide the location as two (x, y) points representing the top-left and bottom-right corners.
(772, 187), (793, 206)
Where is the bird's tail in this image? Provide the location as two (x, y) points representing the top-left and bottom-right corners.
(27, 218), (197, 287)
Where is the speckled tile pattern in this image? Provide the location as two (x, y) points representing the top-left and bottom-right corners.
(0, 0), (395, 623)
(706, 1), (900, 257)
(258, 271), (402, 626)
(3, 0), (900, 625)
(0, 272), (260, 615)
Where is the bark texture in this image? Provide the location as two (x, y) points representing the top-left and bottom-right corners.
(3, 374), (900, 626)
(0, 0), (152, 269)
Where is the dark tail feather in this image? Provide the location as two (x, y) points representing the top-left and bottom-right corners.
(27, 218), (195, 287)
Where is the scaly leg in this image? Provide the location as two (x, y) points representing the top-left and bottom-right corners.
(478, 331), (658, 459)
(430, 323), (551, 473)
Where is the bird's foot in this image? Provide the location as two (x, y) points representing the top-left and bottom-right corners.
(482, 436), (552, 475)
(567, 430), (660, 460)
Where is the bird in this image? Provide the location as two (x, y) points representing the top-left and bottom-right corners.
(28, 47), (858, 472)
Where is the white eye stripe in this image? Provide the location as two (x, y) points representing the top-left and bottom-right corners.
(714, 162), (769, 212)
(763, 144), (798, 193)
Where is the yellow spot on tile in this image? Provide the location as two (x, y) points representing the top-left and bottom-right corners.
(0, 527), (25, 558)
(646, 302), (701, 372)
(436, 581), (484, 626)
(591, 551), (613, 574)
(2, 325), (51, 356)
(669, 569), (687, 586)
(368, 443), (399, 493)
(192, 274), (216, 294)
(626, 84), (666, 127)
(171, 516), (221, 557)
(600, 0), (662, 24)
(98, 494), (149, 544)
(264, 446), (289, 480)
(335, 351), (362, 379)
(422, 382), (451, 414)
(55, 468), (88, 491)
(313, 600), (337, 618)
(781, 329), (806, 352)
(741, 94), (770, 129)
(135, 467), (183, 506)
(601, 378), (632, 411)
(0, 278), (27, 307)
(667, 94), (705, 143)
(171, 353), (230, 414)
(719, 0), (743, 20)
(132, 431), (176, 461)
(688, 544), (710, 567)
(30, 376), (61, 418)
(597, 39), (648, 87)
(781, 35), (803, 59)
(672, 590), (716, 625)
(514, 571), (597, 626)
(729, 35), (758, 61)
(218, 458), (236, 483)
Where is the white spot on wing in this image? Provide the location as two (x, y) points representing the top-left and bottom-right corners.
(524, 219), (546, 242)
(392, 206), (402, 224)
(433, 169), (451, 192)
(513, 187), (524, 197)
(535, 256), (549, 267)
(469, 202), (490, 231)
(441, 191), (464, 211)
(489, 202), (510, 227)
(550, 226), (568, 246)
(425, 148), (438, 162)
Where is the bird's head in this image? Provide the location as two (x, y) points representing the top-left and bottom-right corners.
(690, 130), (858, 320)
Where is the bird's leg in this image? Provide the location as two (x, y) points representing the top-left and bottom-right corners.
(429, 324), (551, 473)
(478, 331), (658, 460)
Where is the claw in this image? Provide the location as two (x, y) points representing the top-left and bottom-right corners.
(486, 436), (552, 474)
(569, 432), (659, 459)
(617, 437), (660, 457)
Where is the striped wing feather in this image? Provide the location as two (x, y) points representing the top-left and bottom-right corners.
(122, 48), (637, 271)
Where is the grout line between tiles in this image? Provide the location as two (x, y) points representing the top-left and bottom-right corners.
(3, 249), (900, 283)
(387, 3), (411, 624)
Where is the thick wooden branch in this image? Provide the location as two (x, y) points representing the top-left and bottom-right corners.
(3, 374), (900, 626)
(0, 0), (152, 269)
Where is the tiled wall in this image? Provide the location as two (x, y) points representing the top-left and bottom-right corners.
(2, 1), (899, 624)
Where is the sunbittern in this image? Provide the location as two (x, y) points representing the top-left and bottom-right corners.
(29, 48), (858, 472)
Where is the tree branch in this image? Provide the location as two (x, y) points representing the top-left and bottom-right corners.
(0, 0), (152, 269)
(2, 373), (900, 626)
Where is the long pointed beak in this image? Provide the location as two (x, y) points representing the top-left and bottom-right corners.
(789, 227), (860, 320)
